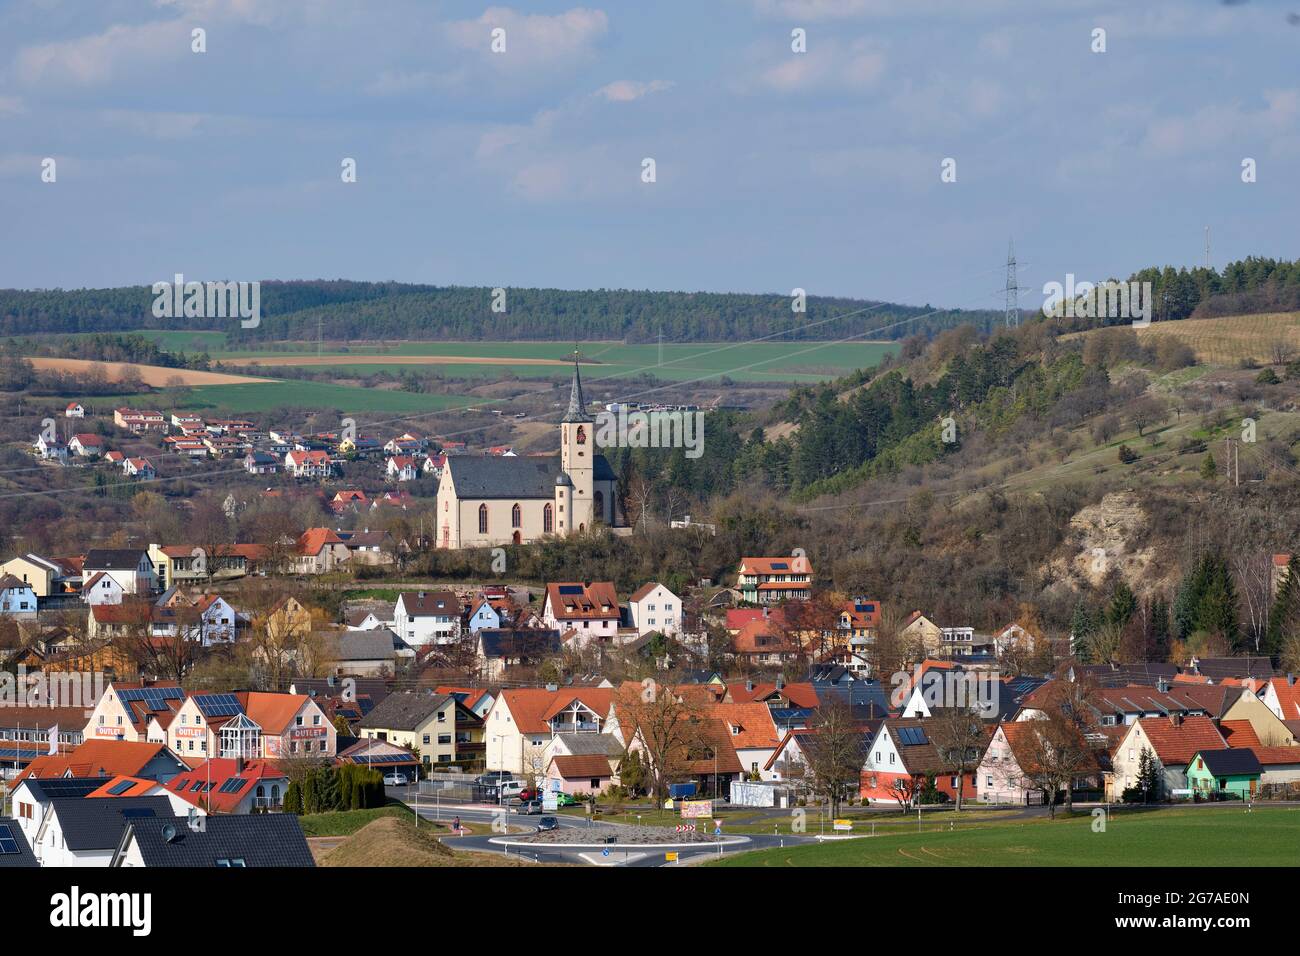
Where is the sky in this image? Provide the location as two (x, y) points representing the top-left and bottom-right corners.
(1, 0), (1298, 311)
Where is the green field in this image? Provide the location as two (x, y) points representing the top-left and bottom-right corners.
(116, 333), (897, 384)
(709, 807), (1300, 867)
(175, 381), (474, 414)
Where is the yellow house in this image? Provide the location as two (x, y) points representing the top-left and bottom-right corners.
(260, 596), (313, 639)
(0, 554), (66, 597)
(1217, 688), (1297, 748)
(357, 692), (461, 768)
(900, 611), (943, 656)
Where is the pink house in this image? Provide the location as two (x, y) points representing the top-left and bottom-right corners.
(545, 754), (615, 795)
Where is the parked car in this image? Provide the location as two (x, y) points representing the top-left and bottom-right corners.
(554, 792), (579, 807)
(514, 787), (540, 802)
(536, 815), (559, 832)
(382, 772), (410, 786)
(517, 799), (543, 815)
(497, 780), (526, 800)
(476, 771), (514, 787)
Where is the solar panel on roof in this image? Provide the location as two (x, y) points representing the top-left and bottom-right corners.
(558, 585), (584, 595)
(120, 808), (156, 819)
(770, 562), (789, 570)
(107, 780), (136, 795)
(195, 693), (243, 718)
(0, 824), (18, 855)
(218, 778), (249, 794)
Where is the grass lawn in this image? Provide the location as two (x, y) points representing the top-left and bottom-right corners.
(709, 806), (1300, 866)
(296, 801), (414, 838)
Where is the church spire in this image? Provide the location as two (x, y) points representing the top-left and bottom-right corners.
(563, 348), (592, 422)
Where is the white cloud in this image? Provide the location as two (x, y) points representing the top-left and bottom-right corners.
(0, 95), (24, 116)
(15, 19), (190, 87)
(1140, 88), (1300, 157)
(596, 79), (673, 102)
(446, 7), (608, 66)
(750, 38), (885, 93)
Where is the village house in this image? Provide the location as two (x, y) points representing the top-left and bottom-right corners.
(285, 449), (332, 479)
(627, 581), (682, 636)
(163, 759), (289, 814)
(736, 555), (813, 604)
(68, 433), (105, 457)
(0, 553), (81, 597)
(1109, 716), (1228, 800)
(65, 402), (84, 418)
(83, 549), (157, 595)
(114, 408), (166, 432)
(393, 590), (461, 646)
(357, 692), (463, 769)
(293, 528), (350, 574)
(82, 683), (188, 743)
(484, 686), (615, 777)
(386, 455), (420, 482)
(0, 574), (38, 621)
(543, 581), (620, 647)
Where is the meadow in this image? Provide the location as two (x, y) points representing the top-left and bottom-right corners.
(126, 333), (898, 384)
(709, 806), (1300, 867)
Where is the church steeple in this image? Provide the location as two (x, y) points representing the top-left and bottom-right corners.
(563, 349), (592, 423)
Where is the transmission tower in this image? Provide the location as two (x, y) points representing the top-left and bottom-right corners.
(1004, 239), (1021, 327)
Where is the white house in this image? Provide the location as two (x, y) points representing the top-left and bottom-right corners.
(0, 574), (38, 620)
(32, 797), (178, 867)
(285, 449), (331, 479)
(82, 549), (157, 595)
(627, 582), (682, 636)
(543, 582), (620, 647)
(69, 433), (105, 458)
(81, 572), (125, 606)
(195, 594), (239, 645)
(65, 402), (85, 418)
(123, 457), (156, 479)
(393, 590), (461, 646)
(35, 434), (68, 461)
(386, 456), (420, 482)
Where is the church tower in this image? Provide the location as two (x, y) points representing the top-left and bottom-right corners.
(560, 351), (595, 532)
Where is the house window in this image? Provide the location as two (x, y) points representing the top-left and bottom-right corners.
(423, 735), (430, 745)
(479, 504), (489, 534)
(512, 503), (521, 528)
(590, 778), (600, 789)
(544, 504), (553, 534)
(986, 776), (993, 786)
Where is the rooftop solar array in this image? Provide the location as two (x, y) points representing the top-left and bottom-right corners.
(218, 777), (249, 794)
(120, 807), (156, 819)
(896, 726), (929, 746)
(0, 824), (18, 855)
(770, 562), (789, 570)
(107, 780), (136, 795)
(195, 693), (243, 718)
(558, 585), (584, 595)
(117, 687), (185, 712)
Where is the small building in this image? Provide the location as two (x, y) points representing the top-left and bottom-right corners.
(0, 574), (39, 620)
(627, 582), (682, 637)
(357, 692), (461, 767)
(1187, 748), (1262, 799)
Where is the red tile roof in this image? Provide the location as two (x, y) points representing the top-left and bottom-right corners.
(20, 740), (177, 779)
(164, 758), (286, 813)
(550, 754), (615, 779)
(1220, 720), (1262, 749)
(297, 527), (343, 556)
(546, 582), (619, 621)
(1136, 716), (1227, 765)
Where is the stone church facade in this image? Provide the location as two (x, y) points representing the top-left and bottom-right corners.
(436, 360), (619, 549)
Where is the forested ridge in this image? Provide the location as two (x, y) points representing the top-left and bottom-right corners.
(0, 280), (997, 342)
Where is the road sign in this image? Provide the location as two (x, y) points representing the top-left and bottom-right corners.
(602, 848), (609, 857)
(714, 826), (722, 835)
(543, 793), (558, 811)
(833, 819), (853, 832)
(675, 823), (696, 833)
(665, 852), (679, 863)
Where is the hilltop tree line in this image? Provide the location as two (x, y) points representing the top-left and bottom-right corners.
(0, 280), (1002, 343)
(1052, 255), (1300, 333)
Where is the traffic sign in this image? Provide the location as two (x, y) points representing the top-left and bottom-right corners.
(675, 823), (696, 832)
(833, 819), (853, 832)
(665, 852), (679, 863)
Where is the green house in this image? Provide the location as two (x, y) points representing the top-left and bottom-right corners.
(1186, 749), (1262, 799)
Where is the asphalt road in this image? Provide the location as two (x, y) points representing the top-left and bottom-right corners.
(388, 794), (817, 866)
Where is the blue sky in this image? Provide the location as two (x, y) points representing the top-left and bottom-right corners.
(1, 0), (1298, 310)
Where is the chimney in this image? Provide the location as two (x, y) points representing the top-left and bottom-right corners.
(1289, 674), (1296, 686)
(1156, 678), (1169, 693)
(775, 676), (785, 691)
(745, 679), (754, 693)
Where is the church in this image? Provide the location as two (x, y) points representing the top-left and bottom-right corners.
(435, 359), (620, 549)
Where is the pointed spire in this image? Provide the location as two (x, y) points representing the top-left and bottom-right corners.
(564, 348), (592, 422)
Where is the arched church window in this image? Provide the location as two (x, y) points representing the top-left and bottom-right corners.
(478, 504), (488, 534)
